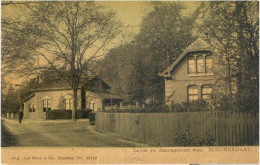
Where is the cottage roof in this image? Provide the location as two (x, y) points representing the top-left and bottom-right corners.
(23, 92), (35, 102)
(91, 91), (122, 100)
(159, 38), (212, 78)
(32, 76), (106, 92)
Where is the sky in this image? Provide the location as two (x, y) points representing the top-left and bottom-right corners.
(1, 1), (199, 86)
(2, 1), (198, 34)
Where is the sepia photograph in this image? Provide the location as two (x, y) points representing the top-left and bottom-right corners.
(1, 0), (259, 164)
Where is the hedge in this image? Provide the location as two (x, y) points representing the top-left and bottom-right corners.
(46, 109), (92, 120)
(101, 109), (170, 113)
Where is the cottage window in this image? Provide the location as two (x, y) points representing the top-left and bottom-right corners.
(197, 56), (204, 73)
(188, 85), (198, 102)
(202, 85), (212, 100)
(188, 54), (213, 75)
(87, 102), (95, 110)
(43, 99), (51, 112)
(188, 57), (195, 74)
(206, 56), (213, 73)
(30, 103), (35, 112)
(65, 98), (73, 110)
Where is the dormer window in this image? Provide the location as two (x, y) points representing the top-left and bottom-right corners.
(188, 57), (195, 74)
(206, 56), (213, 73)
(197, 56), (204, 73)
(187, 53), (213, 75)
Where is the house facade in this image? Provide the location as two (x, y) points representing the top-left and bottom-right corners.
(159, 38), (224, 105)
(23, 76), (122, 120)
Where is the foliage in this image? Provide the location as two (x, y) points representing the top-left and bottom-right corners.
(101, 44), (146, 102)
(185, 99), (210, 112)
(1, 18), (38, 77)
(213, 95), (237, 111)
(101, 108), (170, 113)
(101, 2), (197, 105)
(2, 2), (122, 120)
(1, 85), (20, 114)
(169, 99), (210, 112)
(175, 128), (215, 146)
(46, 109), (92, 120)
(137, 2), (197, 66)
(170, 103), (186, 112)
(198, 1), (259, 112)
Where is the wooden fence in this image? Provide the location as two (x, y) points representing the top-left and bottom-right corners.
(96, 112), (259, 146)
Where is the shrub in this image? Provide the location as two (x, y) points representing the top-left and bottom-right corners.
(184, 99), (210, 112)
(171, 103), (186, 112)
(175, 128), (215, 146)
(145, 103), (170, 113)
(46, 109), (92, 120)
(214, 95), (235, 111)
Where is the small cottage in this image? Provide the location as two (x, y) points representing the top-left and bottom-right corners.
(23, 76), (122, 120)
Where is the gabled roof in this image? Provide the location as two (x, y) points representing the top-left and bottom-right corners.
(32, 76), (107, 92)
(32, 78), (88, 91)
(87, 91), (122, 100)
(23, 93), (35, 102)
(159, 38), (212, 78)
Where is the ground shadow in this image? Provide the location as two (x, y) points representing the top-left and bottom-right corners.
(1, 121), (18, 147)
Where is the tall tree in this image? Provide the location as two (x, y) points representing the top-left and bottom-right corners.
(101, 2), (197, 105)
(137, 2), (197, 67)
(2, 2), (122, 120)
(198, 1), (259, 111)
(101, 43), (145, 103)
(136, 2), (197, 104)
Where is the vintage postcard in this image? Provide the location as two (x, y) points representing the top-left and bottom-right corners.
(1, 1), (259, 164)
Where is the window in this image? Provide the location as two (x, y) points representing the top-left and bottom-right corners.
(30, 103), (35, 112)
(65, 98), (73, 110)
(197, 56), (204, 73)
(43, 99), (51, 112)
(188, 57), (195, 74)
(188, 54), (213, 75)
(202, 85), (212, 100)
(206, 56), (213, 73)
(188, 86), (198, 102)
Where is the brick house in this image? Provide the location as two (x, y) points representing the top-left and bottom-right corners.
(23, 76), (122, 119)
(159, 37), (224, 105)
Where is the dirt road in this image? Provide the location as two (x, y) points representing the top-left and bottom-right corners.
(1, 118), (147, 147)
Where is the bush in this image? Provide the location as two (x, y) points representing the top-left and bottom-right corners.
(101, 109), (170, 113)
(101, 100), (211, 113)
(175, 128), (215, 146)
(171, 103), (186, 112)
(46, 109), (92, 120)
(186, 99), (210, 112)
(214, 95), (236, 111)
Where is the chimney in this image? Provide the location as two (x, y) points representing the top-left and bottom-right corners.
(204, 32), (211, 43)
(36, 73), (43, 84)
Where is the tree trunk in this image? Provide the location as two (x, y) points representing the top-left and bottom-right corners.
(226, 59), (233, 98)
(72, 88), (78, 121)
